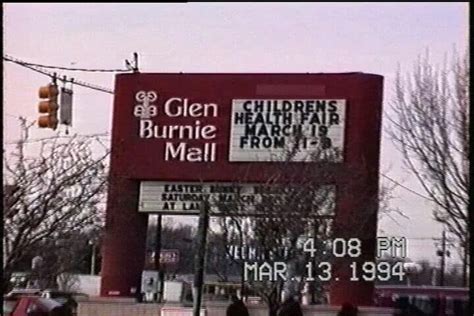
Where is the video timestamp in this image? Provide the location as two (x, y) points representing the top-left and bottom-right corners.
(243, 237), (408, 282)
(304, 261), (406, 282)
(303, 237), (407, 259)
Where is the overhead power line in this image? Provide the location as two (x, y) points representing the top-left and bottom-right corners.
(381, 173), (435, 202)
(3, 54), (129, 72)
(3, 55), (115, 94)
(64, 77), (114, 94)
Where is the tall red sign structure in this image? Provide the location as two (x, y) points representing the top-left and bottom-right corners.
(101, 73), (383, 305)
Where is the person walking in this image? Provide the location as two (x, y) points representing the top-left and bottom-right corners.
(226, 294), (249, 316)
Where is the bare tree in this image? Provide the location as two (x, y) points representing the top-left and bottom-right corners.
(3, 118), (109, 292)
(216, 177), (335, 316)
(388, 49), (469, 285)
(57, 273), (80, 292)
(211, 138), (371, 316)
(378, 172), (410, 226)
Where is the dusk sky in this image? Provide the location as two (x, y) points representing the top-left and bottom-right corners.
(3, 3), (469, 266)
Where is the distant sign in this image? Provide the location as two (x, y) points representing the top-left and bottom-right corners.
(229, 99), (346, 162)
(160, 250), (180, 264)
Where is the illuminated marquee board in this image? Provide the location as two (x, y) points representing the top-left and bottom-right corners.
(229, 99), (346, 162)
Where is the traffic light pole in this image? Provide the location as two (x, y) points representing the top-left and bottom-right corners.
(193, 201), (209, 316)
(439, 230), (446, 286)
(154, 214), (163, 302)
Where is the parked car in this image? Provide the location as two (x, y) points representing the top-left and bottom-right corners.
(3, 295), (72, 316)
(41, 290), (89, 315)
(9, 272), (31, 288)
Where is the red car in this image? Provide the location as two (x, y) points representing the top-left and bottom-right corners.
(3, 295), (72, 316)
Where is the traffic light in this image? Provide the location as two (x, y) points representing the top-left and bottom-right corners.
(38, 84), (59, 130)
(60, 87), (73, 126)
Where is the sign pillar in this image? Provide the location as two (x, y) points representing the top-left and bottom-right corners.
(155, 214), (163, 302)
(329, 75), (383, 305)
(100, 177), (148, 297)
(193, 201), (210, 316)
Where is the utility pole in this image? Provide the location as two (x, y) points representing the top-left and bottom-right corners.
(311, 220), (319, 304)
(125, 52), (140, 73)
(154, 214), (163, 302)
(133, 52), (139, 73)
(193, 201), (210, 316)
(462, 241), (468, 287)
(437, 230), (449, 286)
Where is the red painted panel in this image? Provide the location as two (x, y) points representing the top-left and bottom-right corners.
(110, 73), (382, 182)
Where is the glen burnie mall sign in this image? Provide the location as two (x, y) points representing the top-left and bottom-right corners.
(135, 91), (219, 162)
(101, 73), (383, 307)
(134, 90), (346, 163)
